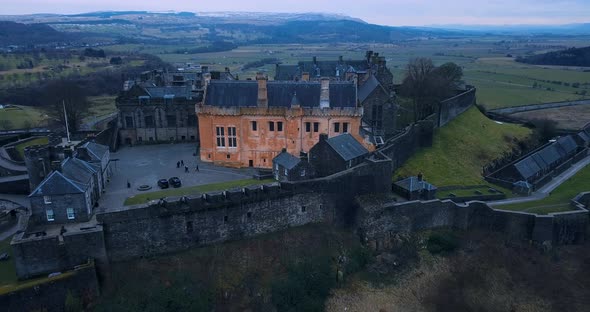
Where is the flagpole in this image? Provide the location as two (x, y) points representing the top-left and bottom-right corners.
(63, 100), (71, 143)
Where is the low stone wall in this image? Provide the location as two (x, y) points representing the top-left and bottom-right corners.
(437, 87), (476, 127)
(0, 261), (100, 312)
(490, 99), (590, 115)
(359, 196), (588, 250)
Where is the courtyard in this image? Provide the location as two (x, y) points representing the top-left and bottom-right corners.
(98, 143), (259, 210)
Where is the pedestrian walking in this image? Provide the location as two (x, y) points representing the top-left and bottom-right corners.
(176, 161), (180, 168)
(181, 160), (184, 166)
(196, 165), (199, 172)
(185, 165), (189, 173)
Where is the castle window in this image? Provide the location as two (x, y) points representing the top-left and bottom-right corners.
(301, 206), (306, 213)
(46, 209), (55, 222)
(305, 122), (311, 132)
(186, 221), (193, 233)
(277, 121), (283, 132)
(216, 127), (225, 147)
(343, 122), (349, 133)
(269, 121), (275, 131)
(224, 215), (228, 223)
(144, 116), (154, 127)
(334, 122), (341, 133)
(284, 168), (288, 176)
(43, 196), (51, 204)
(166, 115), (177, 127)
(301, 169), (306, 177)
(227, 154), (231, 159)
(251, 121), (257, 131)
(66, 208), (75, 220)
(125, 116), (134, 128)
(228, 127), (237, 148)
(313, 122), (319, 132)
(247, 212), (252, 219)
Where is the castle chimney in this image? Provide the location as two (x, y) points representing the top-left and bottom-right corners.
(313, 56), (317, 64)
(202, 73), (211, 88)
(366, 50), (374, 63)
(319, 78), (330, 109)
(301, 72), (310, 81)
(256, 72), (268, 108)
(319, 133), (328, 142)
(339, 55), (343, 63)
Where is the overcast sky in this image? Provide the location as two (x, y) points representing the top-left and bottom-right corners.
(2, 0), (589, 26)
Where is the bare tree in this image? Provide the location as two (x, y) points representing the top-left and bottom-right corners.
(43, 79), (88, 131)
(401, 58), (464, 122)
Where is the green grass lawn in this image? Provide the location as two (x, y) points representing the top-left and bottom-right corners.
(498, 165), (590, 214)
(124, 179), (275, 206)
(0, 235), (16, 286)
(395, 106), (531, 187)
(14, 136), (49, 158)
(0, 106), (47, 130)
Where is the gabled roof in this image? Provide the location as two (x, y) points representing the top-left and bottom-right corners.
(61, 157), (95, 184)
(395, 176), (437, 192)
(577, 131), (590, 143)
(29, 171), (87, 197)
(326, 133), (369, 161)
(358, 75), (386, 103)
(204, 80), (356, 108)
(80, 141), (109, 162)
(144, 85), (194, 99)
(273, 151), (302, 170)
(556, 135), (577, 155)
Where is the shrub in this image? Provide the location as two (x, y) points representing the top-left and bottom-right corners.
(427, 231), (458, 255)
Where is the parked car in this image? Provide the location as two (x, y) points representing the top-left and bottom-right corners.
(169, 177), (182, 188)
(157, 179), (169, 189)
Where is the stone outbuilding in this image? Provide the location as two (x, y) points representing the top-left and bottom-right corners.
(393, 175), (437, 200)
(309, 133), (369, 177)
(272, 149), (314, 182)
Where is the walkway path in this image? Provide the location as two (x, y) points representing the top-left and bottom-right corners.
(488, 154), (590, 207)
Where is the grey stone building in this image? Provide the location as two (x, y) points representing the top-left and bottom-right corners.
(272, 150), (314, 182)
(28, 170), (93, 224)
(393, 176), (437, 200)
(275, 51), (398, 143)
(309, 133), (369, 177)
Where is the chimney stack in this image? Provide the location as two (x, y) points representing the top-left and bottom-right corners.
(202, 73), (211, 88)
(319, 133), (328, 142)
(313, 56), (317, 64)
(319, 78), (330, 109)
(301, 72), (310, 81)
(339, 55), (343, 63)
(256, 72), (268, 108)
(366, 50), (374, 63)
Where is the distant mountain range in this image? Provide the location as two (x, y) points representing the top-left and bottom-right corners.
(0, 11), (589, 47)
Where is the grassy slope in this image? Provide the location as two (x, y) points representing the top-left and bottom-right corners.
(14, 136), (48, 158)
(0, 106), (47, 129)
(124, 179), (274, 206)
(500, 165), (590, 214)
(395, 106), (531, 187)
(0, 236), (16, 286)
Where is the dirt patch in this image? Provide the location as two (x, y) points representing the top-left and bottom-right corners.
(511, 105), (590, 130)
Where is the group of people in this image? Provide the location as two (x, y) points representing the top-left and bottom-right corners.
(176, 159), (199, 173)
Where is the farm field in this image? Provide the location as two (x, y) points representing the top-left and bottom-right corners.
(499, 165), (590, 214)
(394, 106), (531, 188)
(510, 104), (590, 130)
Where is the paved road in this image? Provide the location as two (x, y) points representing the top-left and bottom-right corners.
(488, 154), (590, 207)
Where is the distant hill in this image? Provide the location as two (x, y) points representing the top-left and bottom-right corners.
(516, 46), (590, 67)
(0, 21), (70, 45)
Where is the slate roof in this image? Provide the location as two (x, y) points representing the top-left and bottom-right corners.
(358, 75), (383, 103)
(275, 59), (370, 80)
(29, 171), (87, 197)
(395, 176), (437, 192)
(204, 81), (356, 108)
(272, 151), (302, 170)
(577, 131), (590, 143)
(61, 157), (95, 185)
(513, 135), (579, 180)
(144, 85), (194, 99)
(326, 133), (369, 161)
(80, 141), (109, 162)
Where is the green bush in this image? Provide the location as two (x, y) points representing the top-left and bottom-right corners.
(271, 256), (335, 312)
(427, 231), (459, 255)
